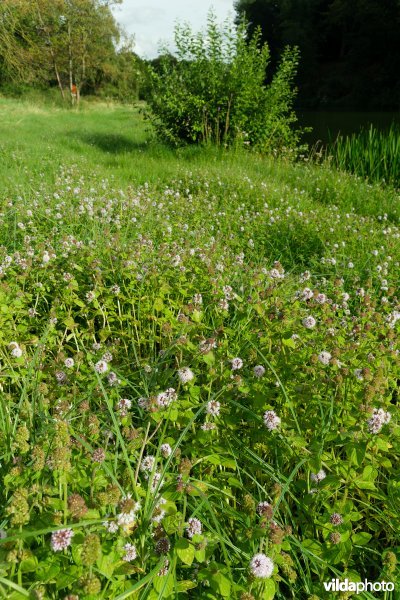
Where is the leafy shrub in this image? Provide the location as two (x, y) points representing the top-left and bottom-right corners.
(146, 13), (306, 156)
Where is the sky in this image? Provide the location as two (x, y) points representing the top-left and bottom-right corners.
(112, 0), (235, 58)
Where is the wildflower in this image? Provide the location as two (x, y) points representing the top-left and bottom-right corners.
(257, 501), (273, 519)
(330, 532), (341, 544)
(302, 316), (316, 329)
(11, 346), (23, 358)
(51, 528), (74, 552)
(140, 455), (156, 474)
(310, 469), (326, 483)
(102, 351), (113, 362)
(160, 443), (172, 458)
(85, 291), (96, 303)
(55, 370), (67, 384)
(92, 448), (106, 463)
(116, 398), (131, 416)
(193, 293), (203, 305)
(249, 553), (274, 578)
(354, 368), (364, 381)
(263, 410), (281, 431)
(107, 371), (119, 386)
(318, 351), (332, 365)
(92, 341), (102, 351)
(177, 367), (194, 384)
(64, 358), (74, 369)
(186, 517), (202, 538)
(68, 494), (88, 519)
(315, 293), (327, 304)
(218, 298), (229, 310)
(253, 365), (265, 378)
(138, 396), (149, 410)
(330, 513), (343, 526)
(94, 360), (108, 374)
(122, 543), (137, 562)
(201, 422), (217, 431)
(111, 284), (120, 295)
(367, 408), (391, 434)
(231, 357), (243, 370)
(206, 400), (221, 417)
(103, 520), (119, 533)
(155, 537), (171, 555)
(158, 559), (170, 576)
(156, 387), (177, 408)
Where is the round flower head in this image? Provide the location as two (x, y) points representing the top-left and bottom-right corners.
(186, 517), (202, 538)
(51, 528), (74, 552)
(160, 443), (172, 458)
(231, 357), (243, 370)
(257, 501), (273, 519)
(318, 351), (332, 365)
(206, 400), (221, 417)
(64, 358), (74, 369)
(11, 346), (23, 358)
(253, 365), (265, 378)
(367, 408), (391, 434)
(311, 469), (326, 483)
(94, 360), (108, 374)
(122, 543), (137, 562)
(249, 553), (274, 578)
(177, 367), (194, 384)
(140, 455), (156, 474)
(302, 316), (316, 329)
(330, 513), (343, 526)
(263, 410), (281, 431)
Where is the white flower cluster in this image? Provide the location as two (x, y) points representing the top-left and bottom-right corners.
(263, 410), (281, 431)
(367, 408), (391, 434)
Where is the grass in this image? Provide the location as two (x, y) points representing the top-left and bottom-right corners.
(327, 123), (400, 187)
(0, 96), (399, 599)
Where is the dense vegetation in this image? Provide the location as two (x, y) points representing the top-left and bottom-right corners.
(327, 124), (400, 187)
(0, 98), (399, 599)
(146, 15), (304, 155)
(0, 0), (145, 104)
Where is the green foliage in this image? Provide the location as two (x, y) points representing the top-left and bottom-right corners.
(0, 99), (399, 598)
(327, 124), (400, 187)
(146, 13), (305, 156)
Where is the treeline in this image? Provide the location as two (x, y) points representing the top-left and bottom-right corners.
(0, 0), (151, 104)
(235, 0), (400, 109)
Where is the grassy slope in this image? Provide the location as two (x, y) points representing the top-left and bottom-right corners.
(0, 97), (398, 221)
(0, 97), (399, 599)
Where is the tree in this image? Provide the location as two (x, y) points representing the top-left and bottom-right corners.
(147, 13), (305, 155)
(0, 0), (123, 103)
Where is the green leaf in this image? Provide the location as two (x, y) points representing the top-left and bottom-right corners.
(154, 297), (164, 311)
(210, 572), (231, 598)
(153, 572), (174, 597)
(352, 532), (372, 546)
(176, 580), (197, 592)
(263, 579), (276, 599)
(175, 539), (195, 566)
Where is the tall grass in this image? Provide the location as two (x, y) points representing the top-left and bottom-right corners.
(328, 123), (400, 186)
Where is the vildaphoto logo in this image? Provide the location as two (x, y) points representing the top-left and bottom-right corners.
(323, 579), (395, 594)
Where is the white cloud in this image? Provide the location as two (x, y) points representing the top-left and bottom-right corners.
(112, 0), (235, 58)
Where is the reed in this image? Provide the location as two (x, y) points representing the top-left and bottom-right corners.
(328, 123), (400, 186)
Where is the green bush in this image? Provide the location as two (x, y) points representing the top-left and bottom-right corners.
(146, 12), (306, 156)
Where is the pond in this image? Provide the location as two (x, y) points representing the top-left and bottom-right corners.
(297, 110), (400, 145)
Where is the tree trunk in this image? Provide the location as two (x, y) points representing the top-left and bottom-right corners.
(35, 1), (65, 100)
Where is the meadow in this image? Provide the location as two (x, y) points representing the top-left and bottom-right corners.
(0, 97), (399, 599)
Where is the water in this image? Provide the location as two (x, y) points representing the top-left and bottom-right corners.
(298, 110), (400, 145)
